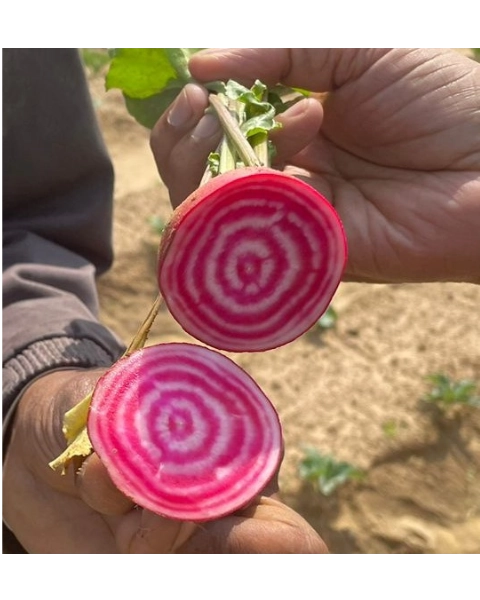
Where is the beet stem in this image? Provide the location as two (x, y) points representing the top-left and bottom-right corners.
(125, 294), (163, 356)
(209, 94), (261, 168)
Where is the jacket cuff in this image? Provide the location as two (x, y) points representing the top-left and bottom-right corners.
(2, 336), (123, 416)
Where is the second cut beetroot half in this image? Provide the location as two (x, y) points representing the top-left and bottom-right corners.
(87, 342), (283, 522)
(158, 167), (347, 352)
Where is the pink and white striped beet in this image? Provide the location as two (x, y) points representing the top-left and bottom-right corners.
(158, 167), (347, 352)
(87, 343), (283, 521)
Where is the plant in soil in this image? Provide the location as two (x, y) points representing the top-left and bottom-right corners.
(316, 305), (338, 331)
(422, 373), (480, 409)
(299, 448), (365, 496)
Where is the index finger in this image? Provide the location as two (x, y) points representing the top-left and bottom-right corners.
(188, 48), (388, 91)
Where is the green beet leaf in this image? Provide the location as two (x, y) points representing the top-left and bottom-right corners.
(106, 48), (203, 128)
(225, 79), (282, 140)
(124, 88), (182, 129)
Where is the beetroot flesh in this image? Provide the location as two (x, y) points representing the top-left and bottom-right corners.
(87, 343), (283, 522)
(158, 167), (347, 352)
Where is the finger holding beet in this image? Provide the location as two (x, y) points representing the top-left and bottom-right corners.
(150, 83), (324, 209)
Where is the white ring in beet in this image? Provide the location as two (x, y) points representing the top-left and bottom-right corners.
(158, 167), (347, 352)
(87, 343), (283, 522)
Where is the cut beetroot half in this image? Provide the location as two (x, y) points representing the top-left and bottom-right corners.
(158, 167), (347, 352)
(87, 343), (283, 522)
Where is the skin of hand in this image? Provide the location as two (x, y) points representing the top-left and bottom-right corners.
(151, 48), (480, 285)
(3, 369), (327, 553)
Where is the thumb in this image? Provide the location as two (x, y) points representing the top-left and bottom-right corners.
(77, 452), (135, 515)
(189, 48), (388, 92)
(113, 509), (198, 553)
(176, 496), (328, 554)
(78, 452), (198, 553)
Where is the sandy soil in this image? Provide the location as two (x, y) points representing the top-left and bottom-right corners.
(88, 60), (480, 554)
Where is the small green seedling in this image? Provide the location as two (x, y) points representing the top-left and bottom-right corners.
(422, 374), (480, 408)
(298, 447), (364, 496)
(382, 419), (398, 439)
(316, 305), (338, 331)
(381, 419), (408, 439)
(149, 215), (166, 236)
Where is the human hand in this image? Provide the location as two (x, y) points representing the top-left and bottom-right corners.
(3, 369), (326, 553)
(151, 48), (480, 284)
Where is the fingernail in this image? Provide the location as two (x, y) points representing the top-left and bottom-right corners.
(167, 88), (193, 127)
(191, 113), (221, 140)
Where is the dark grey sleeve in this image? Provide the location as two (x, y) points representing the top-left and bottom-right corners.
(2, 49), (125, 414)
